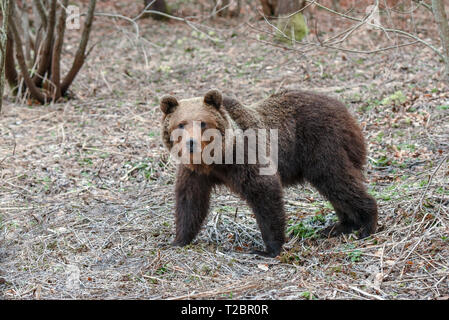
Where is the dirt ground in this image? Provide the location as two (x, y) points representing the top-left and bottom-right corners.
(0, 1), (448, 299)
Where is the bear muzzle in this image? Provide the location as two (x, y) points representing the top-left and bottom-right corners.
(186, 138), (197, 153)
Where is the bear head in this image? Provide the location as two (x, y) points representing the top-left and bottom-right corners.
(160, 89), (230, 173)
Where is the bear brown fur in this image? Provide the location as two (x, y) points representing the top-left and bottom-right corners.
(160, 89), (378, 257)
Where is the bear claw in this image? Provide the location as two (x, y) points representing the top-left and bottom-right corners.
(250, 249), (280, 258)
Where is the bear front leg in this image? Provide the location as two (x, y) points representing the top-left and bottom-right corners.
(230, 168), (286, 257)
(172, 166), (213, 247)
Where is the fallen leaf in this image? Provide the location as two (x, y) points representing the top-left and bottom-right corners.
(257, 264), (269, 271)
(373, 273), (383, 290)
(385, 260), (395, 266)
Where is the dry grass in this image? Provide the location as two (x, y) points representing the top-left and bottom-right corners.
(0, 2), (448, 299)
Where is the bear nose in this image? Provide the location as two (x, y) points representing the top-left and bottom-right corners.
(186, 138), (196, 153)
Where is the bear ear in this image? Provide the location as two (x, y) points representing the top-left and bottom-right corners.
(160, 95), (179, 114)
(204, 89), (222, 109)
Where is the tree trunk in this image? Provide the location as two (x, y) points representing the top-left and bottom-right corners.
(33, 0), (56, 88)
(4, 31), (18, 92)
(215, 0), (241, 18)
(260, 0), (277, 16)
(51, 0), (68, 101)
(260, 0), (306, 17)
(276, 0), (302, 16)
(432, 0), (449, 82)
(0, 0), (11, 113)
(10, 11), (48, 104)
(61, 0), (96, 96)
(143, 0), (169, 20)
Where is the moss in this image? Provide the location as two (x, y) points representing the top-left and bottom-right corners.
(276, 12), (308, 43)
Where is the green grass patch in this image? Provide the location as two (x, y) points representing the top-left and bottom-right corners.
(381, 91), (407, 106)
(287, 212), (333, 239)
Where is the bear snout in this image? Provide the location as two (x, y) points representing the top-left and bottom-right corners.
(186, 138), (197, 153)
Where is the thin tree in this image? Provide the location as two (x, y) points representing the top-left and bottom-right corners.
(432, 0), (449, 82)
(143, 0), (169, 20)
(0, 0), (11, 112)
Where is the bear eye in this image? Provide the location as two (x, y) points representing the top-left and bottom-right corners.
(178, 123), (184, 129)
(201, 122), (206, 129)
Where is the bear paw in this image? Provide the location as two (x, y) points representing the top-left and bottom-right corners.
(250, 248), (281, 258)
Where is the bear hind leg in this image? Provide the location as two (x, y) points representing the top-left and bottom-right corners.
(231, 172), (286, 257)
(307, 166), (378, 239)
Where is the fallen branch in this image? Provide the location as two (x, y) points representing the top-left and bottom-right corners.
(167, 282), (258, 300)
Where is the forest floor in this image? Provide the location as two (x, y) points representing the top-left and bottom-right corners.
(0, 1), (448, 299)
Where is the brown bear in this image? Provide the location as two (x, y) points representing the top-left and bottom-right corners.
(160, 89), (378, 257)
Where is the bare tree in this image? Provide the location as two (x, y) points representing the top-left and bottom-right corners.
(432, 0), (449, 82)
(255, 0), (448, 75)
(0, 0), (11, 112)
(5, 0), (96, 104)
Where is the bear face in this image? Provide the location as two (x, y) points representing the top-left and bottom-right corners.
(160, 90), (230, 173)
